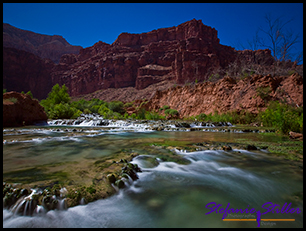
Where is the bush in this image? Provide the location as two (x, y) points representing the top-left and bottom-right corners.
(72, 109), (83, 119)
(164, 109), (179, 116)
(258, 101), (303, 134)
(98, 104), (111, 116)
(136, 108), (146, 119)
(108, 101), (125, 114)
(40, 84), (71, 114)
(40, 84), (78, 119)
(49, 103), (78, 119)
(124, 102), (134, 108)
(159, 105), (170, 111)
(196, 113), (207, 121)
(71, 98), (105, 113)
(145, 111), (164, 120)
(83, 108), (92, 114)
(26, 91), (33, 99)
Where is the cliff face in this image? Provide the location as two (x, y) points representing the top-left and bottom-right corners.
(3, 19), (282, 102)
(51, 19), (241, 97)
(146, 73), (303, 117)
(3, 92), (48, 127)
(3, 23), (82, 64)
(3, 47), (54, 100)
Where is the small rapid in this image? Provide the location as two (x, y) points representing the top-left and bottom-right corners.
(3, 120), (302, 228)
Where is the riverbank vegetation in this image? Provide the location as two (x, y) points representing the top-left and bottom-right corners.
(38, 84), (303, 135)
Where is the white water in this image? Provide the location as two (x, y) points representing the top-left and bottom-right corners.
(3, 125), (303, 228)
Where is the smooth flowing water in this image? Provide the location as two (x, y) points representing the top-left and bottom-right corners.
(3, 119), (303, 228)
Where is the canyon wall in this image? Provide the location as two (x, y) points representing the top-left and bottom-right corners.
(146, 73), (303, 117)
(3, 23), (82, 64)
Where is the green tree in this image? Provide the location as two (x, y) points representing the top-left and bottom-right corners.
(40, 84), (76, 119)
(108, 101), (125, 114)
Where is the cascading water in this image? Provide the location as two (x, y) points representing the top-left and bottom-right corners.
(3, 120), (303, 228)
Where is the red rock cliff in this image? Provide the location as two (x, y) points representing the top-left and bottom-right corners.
(3, 47), (54, 100)
(51, 19), (240, 97)
(3, 19), (278, 100)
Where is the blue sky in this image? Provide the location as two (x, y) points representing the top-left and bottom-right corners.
(3, 3), (303, 62)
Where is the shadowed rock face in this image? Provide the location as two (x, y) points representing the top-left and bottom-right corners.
(3, 23), (82, 64)
(3, 47), (54, 100)
(3, 92), (48, 127)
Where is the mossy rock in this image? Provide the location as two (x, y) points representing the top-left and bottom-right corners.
(107, 174), (117, 184)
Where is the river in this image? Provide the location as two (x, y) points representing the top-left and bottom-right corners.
(3, 118), (303, 228)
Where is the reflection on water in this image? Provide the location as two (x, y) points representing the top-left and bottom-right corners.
(3, 125), (303, 228)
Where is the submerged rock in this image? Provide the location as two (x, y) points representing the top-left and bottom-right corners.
(246, 144), (257, 151)
(115, 179), (125, 189)
(222, 145), (232, 151)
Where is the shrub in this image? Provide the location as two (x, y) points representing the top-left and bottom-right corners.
(83, 108), (92, 114)
(108, 101), (125, 114)
(71, 109), (83, 119)
(98, 104), (111, 116)
(164, 109), (179, 116)
(124, 102), (134, 108)
(39, 84), (85, 119)
(90, 105), (101, 114)
(49, 103), (77, 119)
(40, 84), (71, 115)
(71, 98), (105, 113)
(196, 113), (207, 121)
(26, 91), (33, 99)
(159, 105), (170, 111)
(258, 101), (303, 134)
(145, 111), (164, 120)
(136, 108), (146, 119)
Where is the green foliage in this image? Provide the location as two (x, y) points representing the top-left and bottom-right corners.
(145, 111), (165, 120)
(164, 109), (179, 116)
(72, 109), (83, 119)
(83, 108), (92, 114)
(3, 89), (7, 94)
(40, 84), (76, 119)
(26, 91), (33, 99)
(108, 101), (125, 114)
(196, 113), (207, 121)
(71, 98), (105, 114)
(49, 103), (78, 119)
(98, 104), (111, 117)
(258, 101), (303, 134)
(159, 105), (170, 111)
(124, 102), (134, 108)
(196, 110), (256, 125)
(193, 103), (303, 135)
(136, 108), (146, 120)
